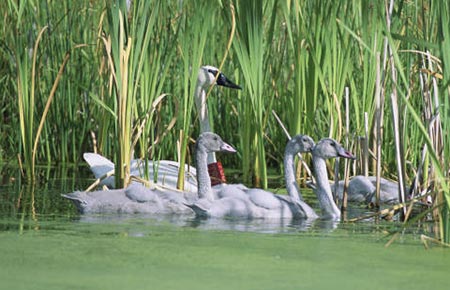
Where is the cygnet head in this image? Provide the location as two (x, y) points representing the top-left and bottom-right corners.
(196, 132), (237, 154)
(286, 134), (315, 154)
(197, 65), (242, 90)
(312, 138), (356, 160)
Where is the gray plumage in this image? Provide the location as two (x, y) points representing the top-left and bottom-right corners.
(186, 134), (318, 219)
(62, 133), (236, 214)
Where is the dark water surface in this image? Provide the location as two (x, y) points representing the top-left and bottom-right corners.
(0, 167), (448, 290)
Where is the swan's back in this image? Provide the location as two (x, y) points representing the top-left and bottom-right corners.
(189, 195), (295, 219)
(62, 184), (194, 215)
(247, 189), (284, 210)
(207, 197), (256, 219)
(62, 188), (160, 214)
(332, 176), (401, 204)
(214, 183), (248, 199)
(332, 176), (375, 203)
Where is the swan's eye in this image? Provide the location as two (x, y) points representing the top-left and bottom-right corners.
(208, 69), (218, 77)
(213, 136), (218, 141)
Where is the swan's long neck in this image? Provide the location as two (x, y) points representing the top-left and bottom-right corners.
(284, 150), (318, 219)
(196, 146), (214, 201)
(284, 151), (303, 203)
(312, 155), (341, 219)
(195, 84), (216, 164)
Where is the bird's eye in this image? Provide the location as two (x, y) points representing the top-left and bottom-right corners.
(208, 69), (218, 77)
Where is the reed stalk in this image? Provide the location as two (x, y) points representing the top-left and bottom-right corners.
(384, 0), (407, 216)
(101, 0), (159, 188)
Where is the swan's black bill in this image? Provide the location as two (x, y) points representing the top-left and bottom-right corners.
(216, 72), (242, 90)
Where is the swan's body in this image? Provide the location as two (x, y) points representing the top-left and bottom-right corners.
(63, 133), (237, 214)
(311, 138), (356, 220)
(61, 183), (196, 214)
(83, 153), (198, 191)
(330, 175), (403, 204)
(186, 135), (318, 219)
(84, 65), (240, 190)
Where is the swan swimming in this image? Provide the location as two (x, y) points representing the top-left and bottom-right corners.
(62, 132), (237, 214)
(330, 175), (404, 204)
(308, 175), (405, 204)
(185, 134), (319, 219)
(310, 138), (356, 220)
(84, 65), (241, 191)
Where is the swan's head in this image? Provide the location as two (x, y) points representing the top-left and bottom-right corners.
(197, 65), (242, 90)
(196, 132), (237, 154)
(312, 138), (356, 160)
(286, 134), (315, 154)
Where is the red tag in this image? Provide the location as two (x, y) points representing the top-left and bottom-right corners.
(208, 161), (226, 186)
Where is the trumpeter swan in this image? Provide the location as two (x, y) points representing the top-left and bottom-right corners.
(84, 66), (241, 191)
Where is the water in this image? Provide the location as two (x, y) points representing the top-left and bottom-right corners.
(0, 167), (448, 290)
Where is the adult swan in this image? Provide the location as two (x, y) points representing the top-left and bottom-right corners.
(84, 66), (241, 191)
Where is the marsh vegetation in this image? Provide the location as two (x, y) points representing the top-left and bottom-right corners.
(1, 0), (449, 242)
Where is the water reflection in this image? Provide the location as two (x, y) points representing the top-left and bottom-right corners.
(71, 212), (342, 236)
(56, 210), (435, 240)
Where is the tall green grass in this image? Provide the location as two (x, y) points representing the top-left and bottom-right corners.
(1, 0), (450, 240)
(100, 0), (165, 187)
(232, 0), (278, 188)
(6, 1), (78, 181)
